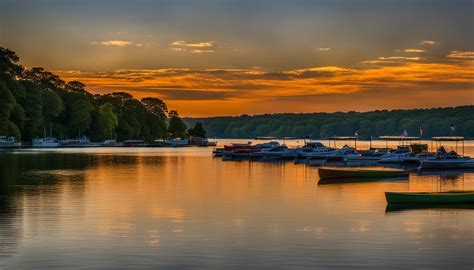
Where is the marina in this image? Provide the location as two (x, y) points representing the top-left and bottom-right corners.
(214, 138), (474, 210)
(213, 137), (474, 170)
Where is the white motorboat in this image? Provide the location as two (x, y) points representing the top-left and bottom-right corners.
(261, 145), (296, 160)
(32, 137), (59, 148)
(343, 148), (390, 162)
(164, 139), (189, 147)
(256, 141), (281, 149)
(378, 147), (411, 164)
(420, 145), (473, 169)
(102, 139), (121, 147)
(60, 136), (97, 147)
(295, 142), (337, 157)
(460, 159), (474, 168)
(420, 157), (472, 169)
(0, 136), (22, 148)
(344, 154), (382, 162)
(401, 152), (437, 165)
(294, 142), (338, 164)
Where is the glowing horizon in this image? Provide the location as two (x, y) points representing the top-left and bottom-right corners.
(1, 0), (473, 117)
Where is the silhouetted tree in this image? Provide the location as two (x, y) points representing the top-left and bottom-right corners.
(188, 122), (207, 137)
(168, 110), (187, 138)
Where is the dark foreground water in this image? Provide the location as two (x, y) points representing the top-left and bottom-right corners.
(0, 141), (473, 269)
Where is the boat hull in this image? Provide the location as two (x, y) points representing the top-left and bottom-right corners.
(420, 159), (471, 169)
(32, 143), (59, 148)
(318, 168), (408, 180)
(385, 191), (474, 204)
(344, 155), (381, 162)
(0, 143), (22, 148)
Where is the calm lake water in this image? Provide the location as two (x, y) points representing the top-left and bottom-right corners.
(1, 140), (473, 269)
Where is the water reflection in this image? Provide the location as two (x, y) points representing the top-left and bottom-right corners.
(386, 203), (474, 212)
(0, 148), (472, 269)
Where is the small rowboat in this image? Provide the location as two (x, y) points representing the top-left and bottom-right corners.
(385, 191), (474, 204)
(318, 167), (408, 180)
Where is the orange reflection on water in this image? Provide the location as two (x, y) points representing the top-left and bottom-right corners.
(1, 148), (473, 268)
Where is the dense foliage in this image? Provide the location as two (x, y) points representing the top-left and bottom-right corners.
(185, 106), (474, 139)
(0, 47), (188, 142)
(188, 122), (207, 138)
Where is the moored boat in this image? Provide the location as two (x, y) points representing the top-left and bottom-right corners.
(101, 139), (122, 147)
(59, 136), (98, 147)
(318, 177), (404, 184)
(385, 191), (474, 204)
(318, 167), (408, 180)
(189, 136), (217, 147)
(343, 148), (390, 162)
(420, 157), (472, 169)
(212, 148), (224, 157)
(401, 152), (437, 165)
(378, 146), (411, 164)
(461, 159), (474, 168)
(123, 139), (145, 147)
(295, 141), (338, 160)
(164, 139), (189, 147)
(420, 137), (471, 169)
(0, 136), (22, 148)
(32, 137), (59, 148)
(223, 142), (253, 152)
(261, 145), (296, 160)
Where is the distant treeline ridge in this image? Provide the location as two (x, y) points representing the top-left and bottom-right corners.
(184, 106), (474, 139)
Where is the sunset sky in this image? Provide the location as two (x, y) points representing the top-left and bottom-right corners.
(1, 0), (473, 116)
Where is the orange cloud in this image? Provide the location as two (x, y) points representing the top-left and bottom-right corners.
(361, 56), (422, 64)
(403, 49), (425, 53)
(420, 40), (437, 45)
(447, 50), (474, 59)
(91, 40), (133, 47)
(171, 41), (214, 47)
(55, 58), (474, 116)
(170, 40), (216, 53)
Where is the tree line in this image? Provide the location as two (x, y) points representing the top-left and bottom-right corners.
(185, 106), (474, 139)
(0, 47), (206, 142)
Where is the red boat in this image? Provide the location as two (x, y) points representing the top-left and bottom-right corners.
(123, 140), (145, 147)
(223, 142), (254, 151)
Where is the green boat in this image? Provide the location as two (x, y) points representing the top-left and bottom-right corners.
(318, 167), (409, 180)
(385, 191), (474, 204)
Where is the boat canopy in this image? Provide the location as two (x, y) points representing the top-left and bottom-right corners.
(254, 136), (277, 140)
(431, 136), (465, 156)
(378, 136), (420, 141)
(432, 136), (464, 141)
(328, 136), (357, 149)
(328, 136), (358, 140)
(377, 135), (421, 148)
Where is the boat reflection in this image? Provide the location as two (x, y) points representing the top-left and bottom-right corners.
(417, 168), (474, 180)
(385, 203), (474, 213)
